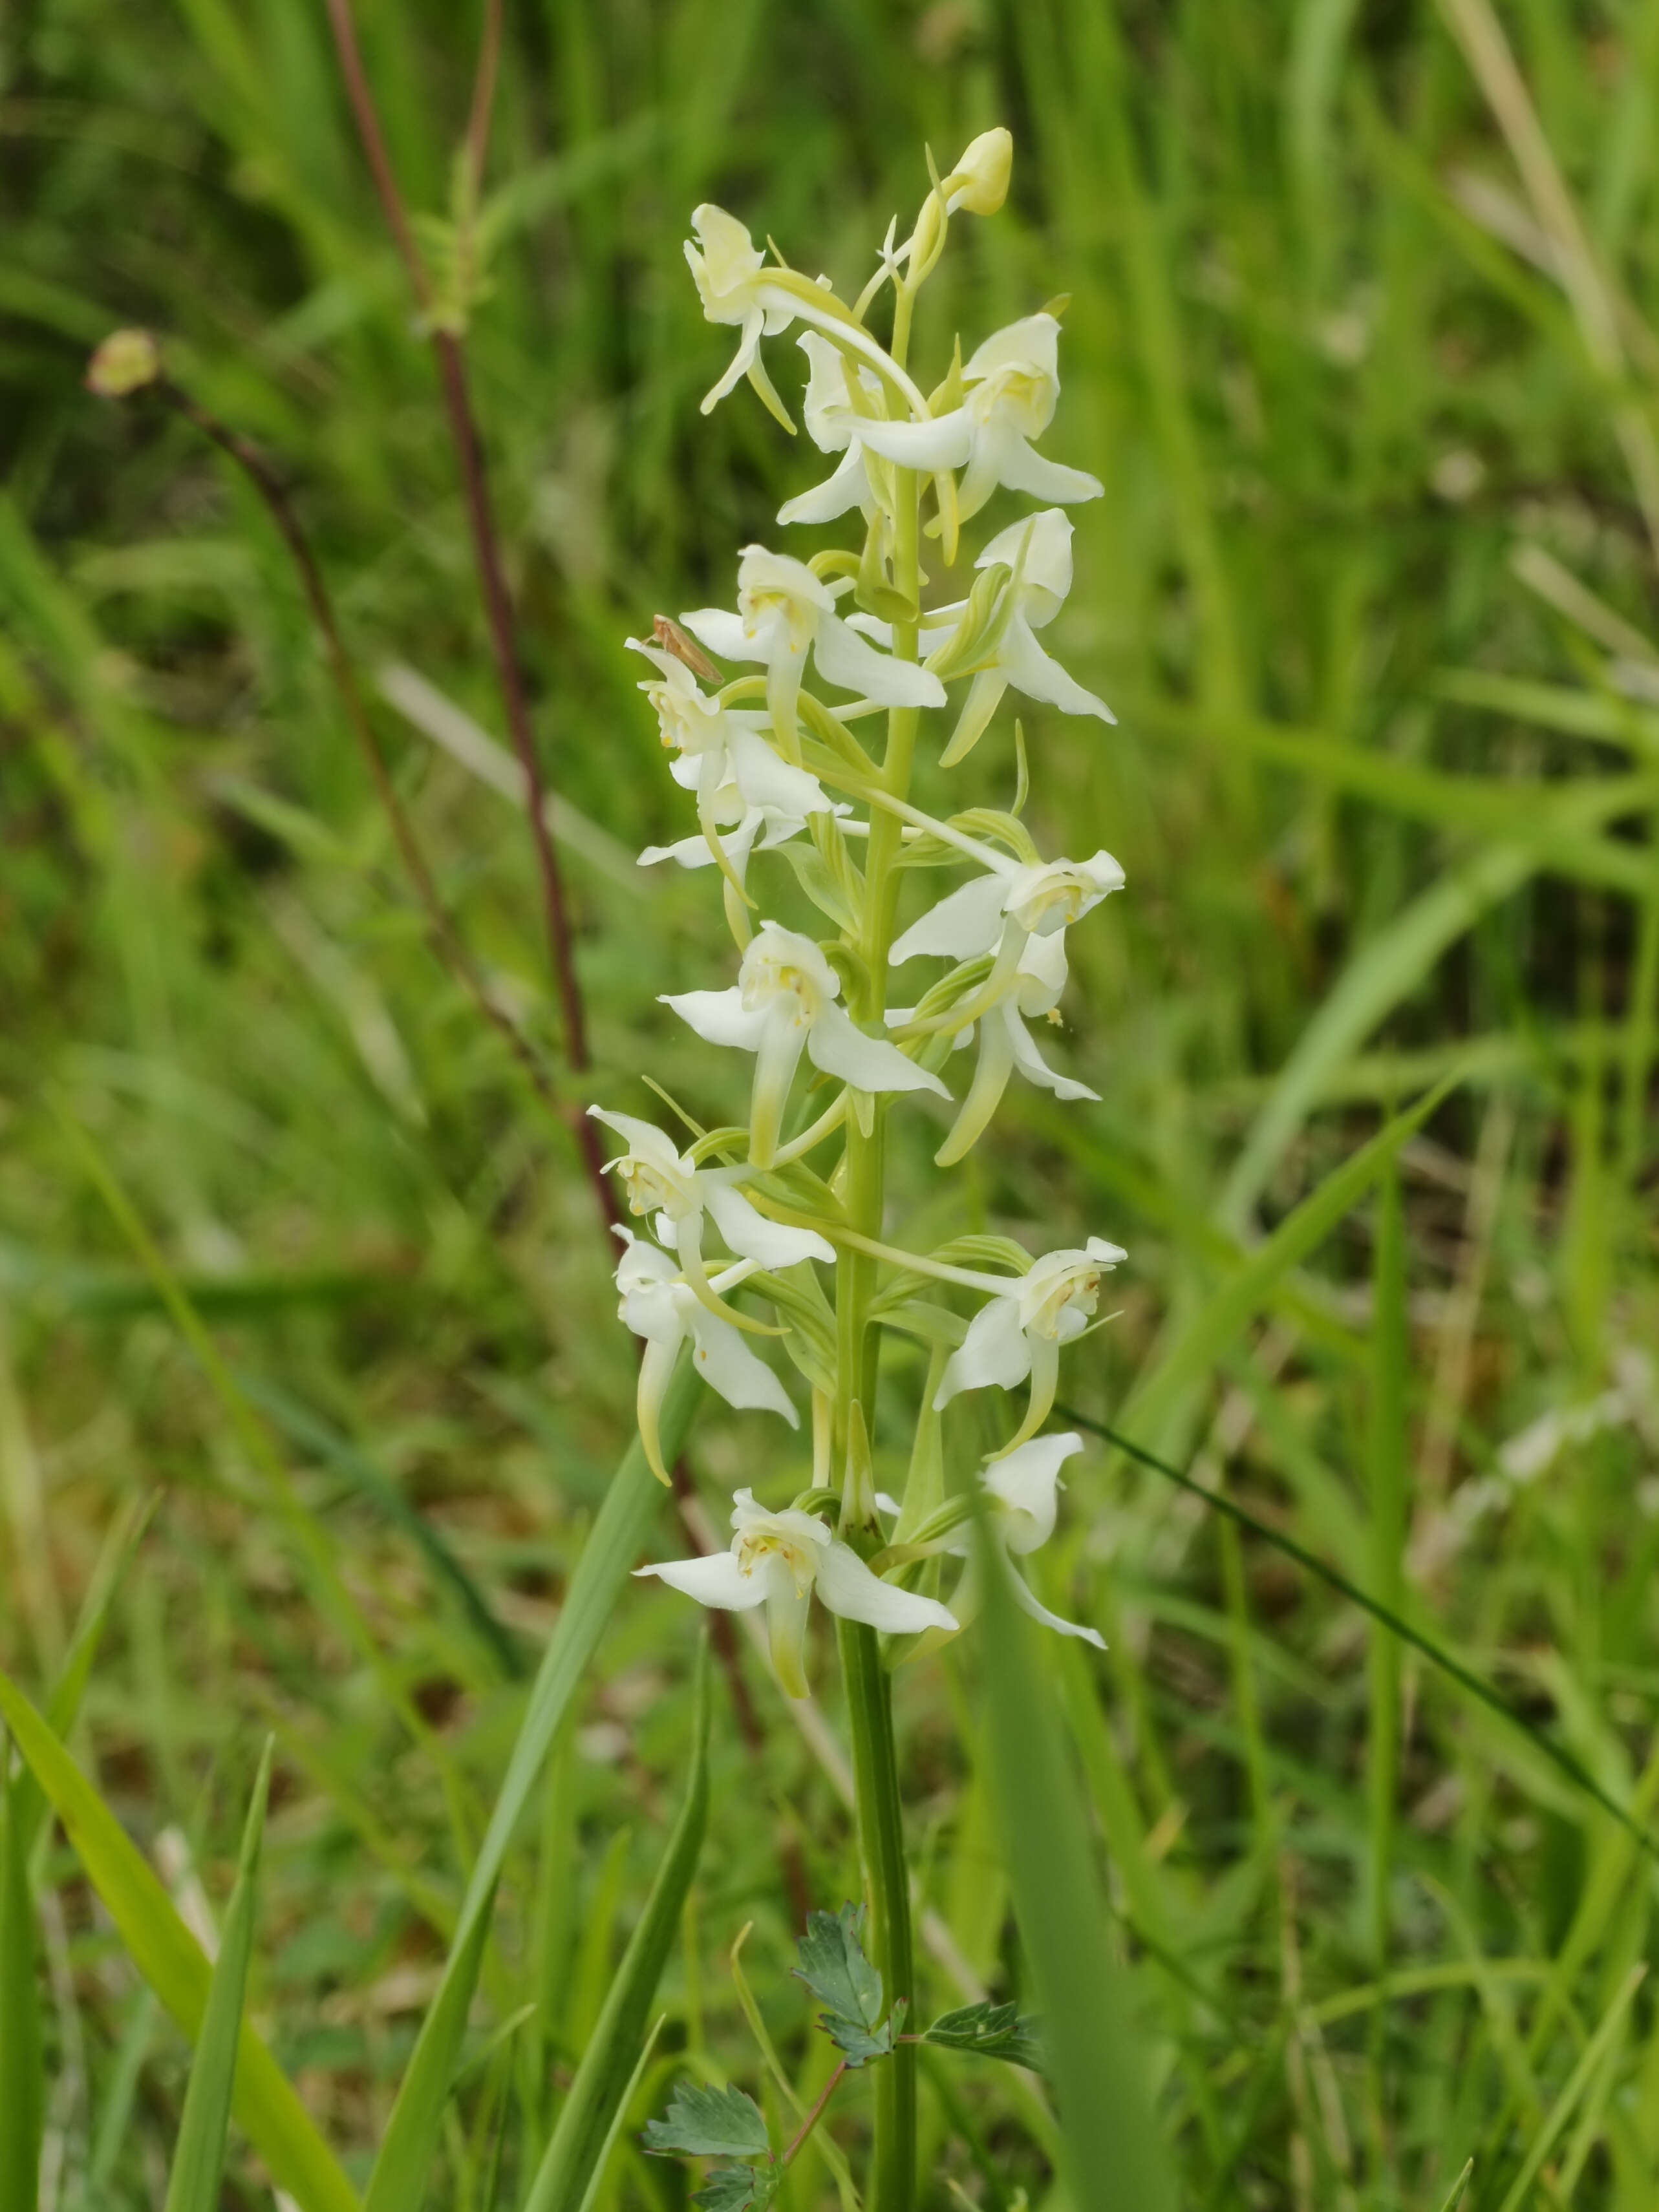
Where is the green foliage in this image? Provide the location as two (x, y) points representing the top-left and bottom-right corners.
(642, 2083), (771, 2160)
(792, 1904), (902, 2065)
(920, 2001), (1044, 2075)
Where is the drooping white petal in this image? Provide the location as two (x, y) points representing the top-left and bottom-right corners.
(807, 1004), (950, 1096)
(635, 1548), (768, 1611)
(999, 615), (1115, 721)
(934, 1012), (1016, 1167)
(704, 1178), (834, 1268)
(762, 1573), (815, 1699)
(639, 810), (769, 877)
(747, 1003), (811, 1169)
(994, 441), (1104, 505)
(686, 1308), (800, 1424)
(983, 1432), (1084, 1554)
(890, 872), (1009, 965)
(935, 1294), (1031, 1406)
(635, 1333), (686, 1484)
(778, 443), (871, 527)
(813, 1539), (959, 1633)
(1005, 1565), (1106, 1649)
(725, 725), (829, 816)
(813, 611), (947, 707)
(662, 986), (770, 1051)
(1004, 1004), (1099, 1103)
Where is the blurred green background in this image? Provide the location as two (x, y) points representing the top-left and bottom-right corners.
(5, 0), (1659, 2204)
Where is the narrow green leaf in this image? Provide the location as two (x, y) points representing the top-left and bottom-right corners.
(1366, 1161), (1407, 1975)
(361, 1890), (494, 2212)
(0, 1773), (43, 2212)
(641, 2081), (769, 2162)
(1493, 1966), (1645, 2212)
(523, 1635), (714, 2212)
(1435, 2160), (1474, 2212)
(571, 2016), (665, 2212)
(389, 1359), (696, 2212)
(978, 1526), (1175, 2212)
(0, 1672), (359, 2212)
(163, 1740), (272, 2212)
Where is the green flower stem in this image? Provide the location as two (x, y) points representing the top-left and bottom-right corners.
(834, 418), (924, 2212)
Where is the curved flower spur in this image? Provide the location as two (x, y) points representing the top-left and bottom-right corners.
(600, 131), (1124, 1724)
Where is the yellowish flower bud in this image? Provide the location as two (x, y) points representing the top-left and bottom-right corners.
(85, 328), (162, 399)
(945, 127), (1012, 217)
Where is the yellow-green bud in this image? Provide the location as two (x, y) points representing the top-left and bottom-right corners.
(945, 127), (1012, 217)
(85, 328), (162, 399)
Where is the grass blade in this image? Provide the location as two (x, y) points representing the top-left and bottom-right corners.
(0, 1670), (359, 2212)
(362, 1896), (494, 2212)
(520, 1635), (712, 2212)
(163, 1740), (273, 2212)
(381, 1356), (698, 2206)
(0, 1770), (43, 2212)
(977, 1521), (1175, 2212)
(1492, 1964), (1645, 2212)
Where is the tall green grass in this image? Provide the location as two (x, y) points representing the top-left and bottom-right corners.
(3, 0), (1659, 2204)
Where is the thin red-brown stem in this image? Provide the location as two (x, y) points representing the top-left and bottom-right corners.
(462, 0), (504, 207)
(155, 379), (567, 1127)
(781, 2061), (848, 2170)
(323, 0), (612, 1225)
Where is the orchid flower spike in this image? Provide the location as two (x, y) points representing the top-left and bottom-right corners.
(935, 1237), (1127, 1451)
(613, 1232), (798, 1483)
(833, 315), (1102, 529)
(943, 1433), (1105, 1647)
(683, 546), (944, 758)
(590, 1108), (832, 1324)
(636, 1487), (957, 1697)
(664, 922), (948, 1169)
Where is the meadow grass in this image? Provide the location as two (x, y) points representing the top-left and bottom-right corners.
(3, 1), (1659, 2206)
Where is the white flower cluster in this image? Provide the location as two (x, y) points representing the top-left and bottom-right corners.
(592, 131), (1128, 1694)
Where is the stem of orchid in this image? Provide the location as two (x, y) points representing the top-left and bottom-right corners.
(833, 445), (922, 2212)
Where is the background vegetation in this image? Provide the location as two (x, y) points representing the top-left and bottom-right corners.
(5, 0), (1659, 2205)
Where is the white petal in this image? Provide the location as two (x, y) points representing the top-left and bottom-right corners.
(813, 612), (947, 707)
(778, 443), (871, 526)
(845, 408), (974, 473)
(589, 1108), (685, 1173)
(983, 1432), (1083, 1553)
(1007, 1565), (1106, 1649)
(935, 1295), (1031, 1406)
(808, 1004), (950, 1096)
(1001, 615), (1114, 721)
(813, 1539), (958, 1633)
(726, 725), (829, 817)
(994, 440), (1103, 506)
(963, 314), (1062, 388)
(662, 987), (768, 1052)
(977, 509), (1077, 606)
(635, 1549), (768, 1611)
(705, 1178), (835, 1268)
(680, 607), (757, 665)
(747, 1003), (810, 1169)
(1005, 1005), (1099, 1102)
(764, 1577), (815, 1698)
(890, 872), (1008, 964)
(687, 1309), (800, 1424)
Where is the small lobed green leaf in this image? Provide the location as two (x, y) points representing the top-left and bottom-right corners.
(921, 2000), (1045, 2073)
(824, 1994), (906, 2068)
(642, 2083), (770, 2162)
(692, 2165), (777, 2212)
(793, 1904), (884, 2034)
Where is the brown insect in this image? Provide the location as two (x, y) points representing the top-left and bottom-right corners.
(652, 613), (722, 684)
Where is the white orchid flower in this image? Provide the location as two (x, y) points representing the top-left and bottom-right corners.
(776, 334), (886, 531)
(683, 546), (945, 757)
(941, 1433), (1105, 1647)
(830, 315), (1102, 526)
(639, 798), (815, 887)
(590, 1108), (833, 1324)
(636, 1485), (957, 1697)
(614, 1232), (798, 1484)
(665, 922), (949, 1169)
(935, 1237), (1126, 1450)
(848, 510), (1112, 765)
(684, 205), (933, 434)
(889, 845), (1122, 1157)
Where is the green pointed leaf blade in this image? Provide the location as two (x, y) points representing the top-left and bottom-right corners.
(977, 1529), (1175, 2212)
(792, 1904), (883, 2032)
(362, 1895), (492, 2212)
(0, 1671), (359, 2212)
(692, 2165), (776, 2212)
(0, 1775), (44, 2212)
(522, 1638), (714, 2212)
(163, 1741), (272, 2212)
(392, 1360), (697, 2212)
